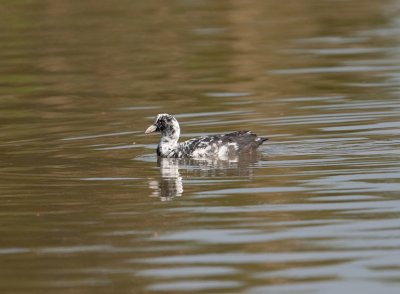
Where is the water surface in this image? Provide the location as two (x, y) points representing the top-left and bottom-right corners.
(1, 0), (400, 293)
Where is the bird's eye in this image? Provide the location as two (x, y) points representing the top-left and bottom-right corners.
(158, 119), (166, 128)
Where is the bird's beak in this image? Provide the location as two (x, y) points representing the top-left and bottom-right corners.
(145, 124), (158, 134)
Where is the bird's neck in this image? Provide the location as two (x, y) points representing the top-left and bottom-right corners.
(158, 128), (180, 156)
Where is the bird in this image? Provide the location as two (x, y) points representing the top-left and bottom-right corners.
(145, 113), (268, 158)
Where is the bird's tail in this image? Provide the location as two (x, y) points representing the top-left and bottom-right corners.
(255, 136), (268, 147)
(257, 137), (268, 143)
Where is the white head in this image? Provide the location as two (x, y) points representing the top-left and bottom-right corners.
(145, 113), (180, 142)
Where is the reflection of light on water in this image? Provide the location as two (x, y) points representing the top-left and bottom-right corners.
(149, 158), (183, 201)
(148, 155), (263, 201)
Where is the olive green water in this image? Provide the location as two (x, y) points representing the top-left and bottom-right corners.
(1, 0), (400, 293)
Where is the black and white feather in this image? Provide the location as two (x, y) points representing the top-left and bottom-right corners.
(145, 113), (268, 158)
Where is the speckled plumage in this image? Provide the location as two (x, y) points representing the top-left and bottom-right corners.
(145, 114), (268, 158)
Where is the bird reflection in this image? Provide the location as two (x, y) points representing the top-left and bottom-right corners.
(149, 154), (262, 201)
(149, 157), (184, 200)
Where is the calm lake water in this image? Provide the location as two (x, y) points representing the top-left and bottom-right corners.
(1, 0), (400, 293)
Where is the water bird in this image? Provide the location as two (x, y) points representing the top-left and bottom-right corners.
(145, 113), (268, 158)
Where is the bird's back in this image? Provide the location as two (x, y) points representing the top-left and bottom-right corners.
(178, 131), (268, 158)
